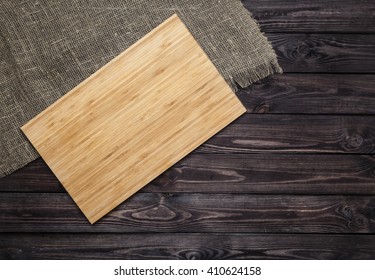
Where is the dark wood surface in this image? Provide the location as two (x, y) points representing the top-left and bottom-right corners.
(271, 33), (375, 73)
(0, 193), (374, 233)
(0, 0), (374, 259)
(239, 74), (375, 114)
(243, 0), (375, 33)
(1, 234), (375, 260)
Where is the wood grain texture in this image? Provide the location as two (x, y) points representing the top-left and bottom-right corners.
(270, 33), (375, 73)
(21, 15), (245, 223)
(0, 193), (374, 233)
(201, 115), (375, 154)
(243, 0), (375, 33)
(1, 154), (375, 195)
(239, 74), (375, 114)
(1, 233), (375, 259)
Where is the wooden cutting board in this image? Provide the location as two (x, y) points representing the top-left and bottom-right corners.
(21, 14), (246, 224)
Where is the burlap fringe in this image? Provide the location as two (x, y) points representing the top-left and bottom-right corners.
(229, 57), (283, 92)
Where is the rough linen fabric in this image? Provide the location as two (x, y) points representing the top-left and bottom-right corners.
(0, 0), (282, 177)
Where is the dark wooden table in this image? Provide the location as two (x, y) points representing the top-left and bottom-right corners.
(1, 0), (375, 259)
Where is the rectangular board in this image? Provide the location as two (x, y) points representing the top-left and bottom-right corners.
(21, 14), (246, 223)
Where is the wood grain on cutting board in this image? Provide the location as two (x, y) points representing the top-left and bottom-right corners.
(21, 14), (246, 223)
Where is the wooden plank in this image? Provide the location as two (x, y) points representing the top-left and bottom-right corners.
(240, 74), (375, 114)
(1, 233), (375, 259)
(1, 154), (375, 195)
(243, 0), (375, 33)
(270, 33), (375, 73)
(201, 115), (375, 154)
(21, 15), (246, 223)
(0, 193), (374, 233)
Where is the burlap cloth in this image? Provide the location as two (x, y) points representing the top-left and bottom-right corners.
(0, 0), (282, 177)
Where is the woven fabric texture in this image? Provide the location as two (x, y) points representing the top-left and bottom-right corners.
(0, 0), (282, 177)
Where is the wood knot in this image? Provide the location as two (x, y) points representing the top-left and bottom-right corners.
(178, 248), (228, 260)
(347, 133), (363, 147)
(182, 250), (202, 260)
(132, 204), (177, 221)
(254, 103), (270, 113)
(298, 44), (311, 56)
(341, 205), (354, 219)
(129, 196), (192, 223)
(337, 205), (369, 230)
(341, 133), (363, 151)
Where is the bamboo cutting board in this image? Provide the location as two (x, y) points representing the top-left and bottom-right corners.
(21, 14), (246, 224)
